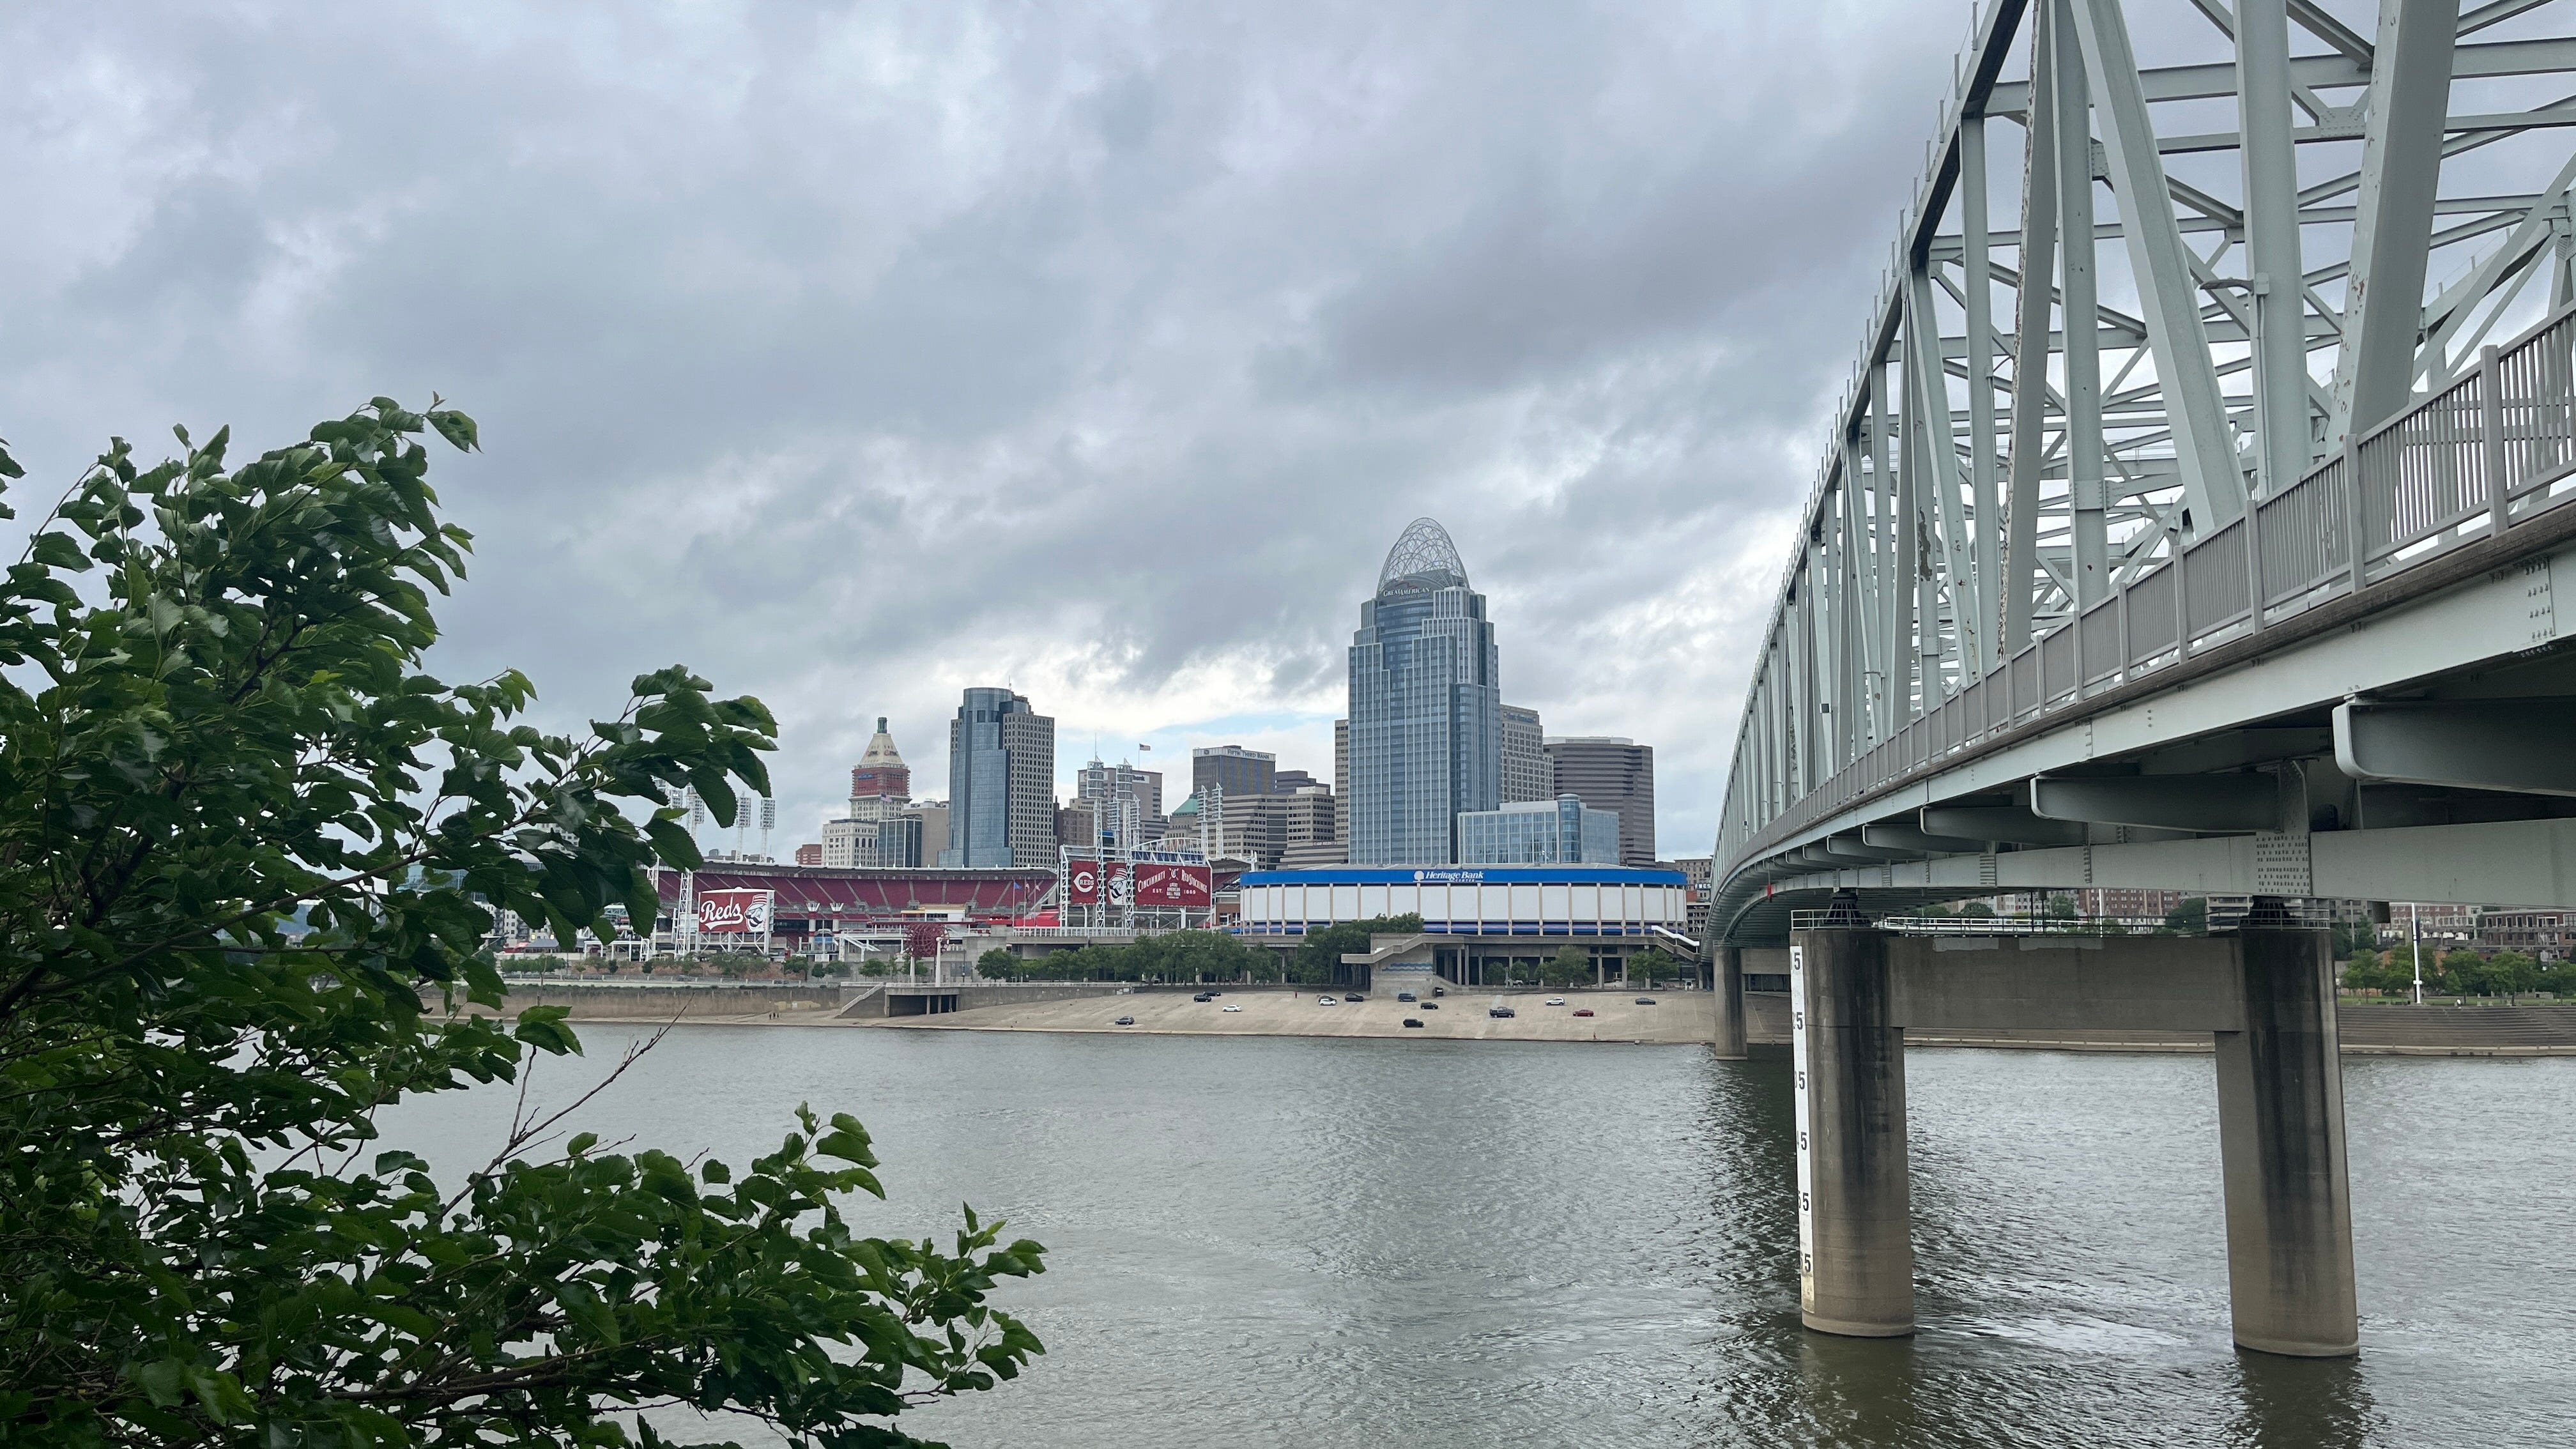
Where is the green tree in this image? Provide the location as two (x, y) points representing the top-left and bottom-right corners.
(2044, 894), (2079, 919)
(977, 946), (1023, 981)
(1958, 901), (1997, 919)
(1542, 946), (1591, 989)
(1290, 914), (1423, 984)
(2163, 897), (2209, 934)
(2487, 949), (2541, 998)
(1627, 947), (1677, 987)
(0, 406), (1041, 1447)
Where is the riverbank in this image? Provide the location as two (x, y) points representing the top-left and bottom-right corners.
(876, 986), (1714, 1044)
(468, 981), (2576, 1053)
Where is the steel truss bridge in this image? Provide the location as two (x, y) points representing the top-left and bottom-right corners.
(1713, 0), (2576, 946)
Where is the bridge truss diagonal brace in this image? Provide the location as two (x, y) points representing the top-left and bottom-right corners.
(2329, 0), (2461, 444)
(2333, 697), (2576, 795)
(2066, 0), (2249, 531)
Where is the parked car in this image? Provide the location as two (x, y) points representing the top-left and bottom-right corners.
(1544, 997), (1567, 1006)
(1397, 991), (1417, 1002)
(1114, 1015), (1137, 1025)
(1573, 1008), (1595, 1018)
(1192, 992), (1215, 1002)
(1346, 993), (1367, 1002)
(1635, 997), (1658, 1006)
(1402, 1018), (1426, 1029)
(1222, 1003), (1243, 1013)
(1489, 1006), (1515, 1018)
(1432, 986), (1446, 997)
(1420, 1002), (1439, 1010)
(1318, 995), (1340, 1006)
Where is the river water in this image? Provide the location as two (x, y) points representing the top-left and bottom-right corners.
(378, 1026), (2576, 1447)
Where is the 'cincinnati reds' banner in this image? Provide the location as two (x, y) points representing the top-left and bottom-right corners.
(696, 888), (774, 935)
(1131, 862), (1211, 908)
(1064, 859), (1101, 905)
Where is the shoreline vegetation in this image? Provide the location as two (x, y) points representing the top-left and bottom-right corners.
(2, 405), (1042, 1448)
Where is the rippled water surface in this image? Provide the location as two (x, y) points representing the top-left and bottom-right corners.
(379, 1028), (2576, 1447)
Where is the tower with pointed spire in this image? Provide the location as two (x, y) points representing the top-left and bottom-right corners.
(820, 717), (916, 868)
(850, 717), (910, 805)
(1347, 518), (1501, 864)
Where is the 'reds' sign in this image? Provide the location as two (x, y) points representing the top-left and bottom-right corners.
(696, 889), (774, 935)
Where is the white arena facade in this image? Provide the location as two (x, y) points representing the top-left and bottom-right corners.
(1234, 865), (1689, 939)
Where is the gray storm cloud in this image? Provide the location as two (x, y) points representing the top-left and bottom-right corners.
(0, 0), (1969, 856)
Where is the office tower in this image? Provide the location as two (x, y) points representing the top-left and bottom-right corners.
(1057, 799), (1101, 849)
(942, 688), (1055, 867)
(1455, 794), (1621, 865)
(1346, 518), (1502, 864)
(1544, 736), (1656, 868)
(875, 813), (926, 869)
(1192, 744), (1277, 803)
(1332, 721), (1349, 850)
(905, 801), (949, 867)
(1501, 704), (1548, 802)
(1075, 757), (1164, 848)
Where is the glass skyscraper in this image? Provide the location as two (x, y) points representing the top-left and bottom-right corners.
(940, 687), (1055, 868)
(1456, 794), (1621, 866)
(1347, 518), (1501, 864)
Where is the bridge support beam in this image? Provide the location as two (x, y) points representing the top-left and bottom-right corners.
(1791, 928), (1914, 1337)
(1714, 946), (1748, 1060)
(2216, 926), (2360, 1357)
(1776, 923), (2357, 1354)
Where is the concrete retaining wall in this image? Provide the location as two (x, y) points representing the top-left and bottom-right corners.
(839, 983), (1130, 1019)
(465, 981), (850, 1022)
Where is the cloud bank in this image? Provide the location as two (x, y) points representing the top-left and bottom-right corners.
(0, 0), (1972, 857)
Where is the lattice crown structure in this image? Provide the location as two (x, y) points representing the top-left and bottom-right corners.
(1376, 516), (1469, 597)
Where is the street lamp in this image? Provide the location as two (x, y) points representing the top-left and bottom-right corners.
(2410, 902), (2425, 1006)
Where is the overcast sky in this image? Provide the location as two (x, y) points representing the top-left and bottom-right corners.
(0, 0), (1983, 859)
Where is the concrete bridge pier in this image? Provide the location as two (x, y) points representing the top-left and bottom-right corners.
(1784, 917), (2358, 1355)
(1791, 928), (1914, 1337)
(2217, 927), (2359, 1358)
(1713, 946), (1748, 1060)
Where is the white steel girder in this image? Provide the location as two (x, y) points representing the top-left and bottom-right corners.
(1719, 0), (2576, 937)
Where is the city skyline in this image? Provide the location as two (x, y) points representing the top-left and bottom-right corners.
(0, 3), (1985, 882)
(790, 514), (1683, 868)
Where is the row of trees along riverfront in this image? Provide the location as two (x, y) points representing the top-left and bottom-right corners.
(2342, 947), (2576, 999)
(0, 406), (1044, 1446)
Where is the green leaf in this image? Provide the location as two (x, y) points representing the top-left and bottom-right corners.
(427, 408), (479, 452)
(512, 1005), (582, 1056)
(28, 532), (91, 572)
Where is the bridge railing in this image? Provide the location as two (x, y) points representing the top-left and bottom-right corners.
(1785, 910), (2180, 936)
(1728, 296), (2576, 874)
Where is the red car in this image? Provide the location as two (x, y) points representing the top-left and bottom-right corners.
(1572, 1008), (1595, 1018)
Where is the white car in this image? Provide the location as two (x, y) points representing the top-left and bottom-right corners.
(1317, 995), (1340, 1006)
(1222, 1003), (1243, 1012)
(1545, 997), (1567, 1006)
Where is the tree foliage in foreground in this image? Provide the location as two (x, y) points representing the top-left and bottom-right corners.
(0, 405), (1043, 1448)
